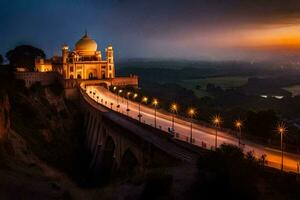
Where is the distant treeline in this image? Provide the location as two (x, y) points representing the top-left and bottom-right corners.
(117, 61), (300, 83)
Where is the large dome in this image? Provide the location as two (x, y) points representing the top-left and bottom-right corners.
(75, 33), (97, 52)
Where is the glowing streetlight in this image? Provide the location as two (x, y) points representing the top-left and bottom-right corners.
(152, 99), (158, 128)
(234, 119), (243, 146)
(126, 92), (131, 115)
(113, 86), (117, 108)
(212, 114), (222, 149)
(138, 96), (148, 122)
(188, 108), (195, 143)
(133, 93), (138, 100)
(170, 103), (178, 131)
(142, 97), (148, 103)
(277, 122), (287, 171)
(117, 89), (123, 110)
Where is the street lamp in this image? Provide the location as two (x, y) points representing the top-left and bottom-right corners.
(234, 119), (243, 146)
(139, 97), (148, 122)
(277, 122), (287, 171)
(170, 103), (178, 131)
(117, 89), (122, 111)
(113, 86), (117, 107)
(152, 99), (158, 128)
(212, 114), (222, 149)
(188, 108), (195, 143)
(126, 92), (131, 115)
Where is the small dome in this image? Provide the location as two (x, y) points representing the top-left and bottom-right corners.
(75, 32), (97, 52)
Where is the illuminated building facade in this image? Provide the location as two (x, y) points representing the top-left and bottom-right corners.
(35, 32), (115, 80)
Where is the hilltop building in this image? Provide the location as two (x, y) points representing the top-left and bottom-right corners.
(15, 32), (138, 95)
(35, 32), (115, 80)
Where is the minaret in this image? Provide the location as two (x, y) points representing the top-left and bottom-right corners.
(62, 44), (69, 78)
(106, 44), (115, 78)
(62, 44), (69, 63)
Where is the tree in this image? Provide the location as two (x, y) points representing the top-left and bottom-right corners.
(244, 110), (278, 140)
(6, 45), (45, 71)
(0, 54), (3, 65)
(192, 144), (259, 200)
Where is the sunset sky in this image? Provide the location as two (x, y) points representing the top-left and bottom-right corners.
(2, 0), (300, 61)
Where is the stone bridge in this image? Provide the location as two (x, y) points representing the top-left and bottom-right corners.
(79, 83), (199, 181)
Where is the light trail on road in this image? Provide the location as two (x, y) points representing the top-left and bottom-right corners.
(86, 85), (300, 173)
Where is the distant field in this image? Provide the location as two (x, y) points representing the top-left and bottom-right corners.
(180, 76), (249, 98)
(283, 85), (300, 97)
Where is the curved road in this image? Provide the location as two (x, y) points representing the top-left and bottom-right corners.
(86, 85), (300, 173)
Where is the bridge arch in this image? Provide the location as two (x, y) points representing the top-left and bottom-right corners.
(80, 85), (198, 184)
(97, 136), (116, 182)
(120, 148), (139, 175)
(103, 136), (115, 167)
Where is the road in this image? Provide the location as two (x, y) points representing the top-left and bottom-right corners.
(86, 85), (300, 173)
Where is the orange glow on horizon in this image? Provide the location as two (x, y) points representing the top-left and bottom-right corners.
(232, 25), (300, 50)
(192, 23), (300, 52)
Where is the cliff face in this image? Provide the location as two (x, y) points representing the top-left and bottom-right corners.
(0, 95), (10, 140)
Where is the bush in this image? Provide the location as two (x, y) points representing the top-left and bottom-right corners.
(193, 144), (259, 200)
(245, 110), (278, 140)
(48, 83), (64, 96)
(140, 169), (173, 200)
(30, 82), (44, 94)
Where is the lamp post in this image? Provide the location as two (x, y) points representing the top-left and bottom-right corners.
(113, 86), (117, 104)
(152, 99), (158, 128)
(212, 115), (222, 149)
(234, 120), (243, 146)
(117, 89), (122, 111)
(170, 103), (178, 131)
(139, 97), (148, 122)
(277, 122), (287, 171)
(188, 108), (195, 143)
(126, 92), (131, 115)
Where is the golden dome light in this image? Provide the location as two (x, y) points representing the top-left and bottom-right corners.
(75, 32), (98, 52)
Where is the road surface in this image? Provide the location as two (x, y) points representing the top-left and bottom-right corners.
(86, 85), (300, 173)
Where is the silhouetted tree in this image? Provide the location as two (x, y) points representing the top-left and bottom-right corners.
(245, 110), (278, 140)
(6, 45), (45, 71)
(191, 144), (259, 200)
(0, 54), (3, 65)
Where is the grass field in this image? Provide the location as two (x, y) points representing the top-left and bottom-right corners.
(180, 76), (249, 98)
(283, 85), (300, 97)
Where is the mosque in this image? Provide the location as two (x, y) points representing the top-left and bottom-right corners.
(16, 32), (138, 91)
(35, 32), (115, 80)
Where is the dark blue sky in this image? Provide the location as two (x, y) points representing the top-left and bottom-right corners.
(2, 0), (300, 61)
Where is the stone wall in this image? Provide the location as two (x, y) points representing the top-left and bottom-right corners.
(111, 75), (138, 87)
(14, 72), (61, 88)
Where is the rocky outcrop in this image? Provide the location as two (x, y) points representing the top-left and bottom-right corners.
(0, 94), (10, 140)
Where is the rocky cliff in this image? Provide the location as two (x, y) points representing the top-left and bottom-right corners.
(0, 94), (10, 140)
